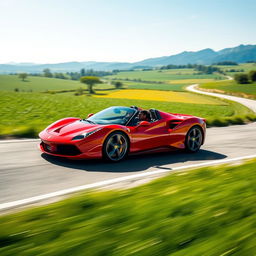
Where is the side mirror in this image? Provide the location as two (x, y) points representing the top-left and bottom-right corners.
(138, 121), (151, 127)
(87, 113), (94, 118)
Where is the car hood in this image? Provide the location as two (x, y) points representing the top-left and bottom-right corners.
(47, 120), (103, 137)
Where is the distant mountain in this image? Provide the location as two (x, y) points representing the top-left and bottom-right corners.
(134, 45), (256, 66)
(0, 44), (255, 73)
(134, 48), (218, 66)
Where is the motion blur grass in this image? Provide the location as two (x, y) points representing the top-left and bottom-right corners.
(1, 159), (256, 255)
(1, 90), (254, 137)
(200, 80), (256, 99)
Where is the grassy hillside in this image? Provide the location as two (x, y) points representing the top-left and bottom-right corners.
(1, 159), (256, 255)
(1, 90), (254, 137)
(200, 80), (256, 99)
(0, 75), (114, 92)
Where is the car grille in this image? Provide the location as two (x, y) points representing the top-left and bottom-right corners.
(41, 142), (81, 156)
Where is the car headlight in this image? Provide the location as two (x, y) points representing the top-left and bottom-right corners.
(72, 128), (102, 141)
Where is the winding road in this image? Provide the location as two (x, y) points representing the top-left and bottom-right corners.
(1, 85), (256, 211)
(187, 84), (256, 113)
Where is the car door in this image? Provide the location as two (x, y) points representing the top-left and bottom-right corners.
(129, 119), (170, 152)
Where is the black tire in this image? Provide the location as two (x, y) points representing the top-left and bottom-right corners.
(102, 131), (129, 162)
(185, 126), (203, 153)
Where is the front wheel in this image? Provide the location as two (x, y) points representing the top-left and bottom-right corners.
(185, 126), (203, 153)
(103, 132), (129, 162)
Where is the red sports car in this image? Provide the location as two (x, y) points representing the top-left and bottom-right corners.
(39, 106), (206, 162)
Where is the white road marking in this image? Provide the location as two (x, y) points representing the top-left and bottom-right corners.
(0, 139), (40, 143)
(1, 154), (256, 211)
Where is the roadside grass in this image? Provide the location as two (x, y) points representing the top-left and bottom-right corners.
(200, 80), (256, 99)
(0, 75), (115, 92)
(1, 159), (256, 256)
(105, 69), (224, 82)
(1, 90), (255, 138)
(94, 89), (228, 105)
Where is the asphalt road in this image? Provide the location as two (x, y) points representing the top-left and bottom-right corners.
(1, 122), (256, 205)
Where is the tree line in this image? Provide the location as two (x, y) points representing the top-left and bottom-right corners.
(15, 68), (117, 81)
(160, 64), (223, 74)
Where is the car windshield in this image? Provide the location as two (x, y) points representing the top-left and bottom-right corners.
(86, 106), (136, 125)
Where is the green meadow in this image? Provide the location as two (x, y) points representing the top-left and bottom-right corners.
(0, 75), (114, 92)
(1, 159), (256, 256)
(124, 81), (187, 91)
(105, 69), (224, 82)
(213, 63), (256, 76)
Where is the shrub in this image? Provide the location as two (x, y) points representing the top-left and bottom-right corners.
(113, 81), (123, 89)
(234, 73), (250, 84)
(248, 70), (256, 82)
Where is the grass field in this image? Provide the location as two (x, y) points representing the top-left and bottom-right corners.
(124, 81), (187, 91)
(213, 63), (256, 77)
(105, 69), (224, 82)
(1, 72), (255, 138)
(1, 90), (254, 137)
(1, 159), (256, 255)
(200, 80), (256, 99)
(124, 79), (217, 92)
(0, 75), (114, 92)
(94, 89), (227, 105)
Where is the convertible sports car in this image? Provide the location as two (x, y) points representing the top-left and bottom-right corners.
(39, 106), (206, 162)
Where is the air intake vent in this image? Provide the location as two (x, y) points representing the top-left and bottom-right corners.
(169, 120), (182, 129)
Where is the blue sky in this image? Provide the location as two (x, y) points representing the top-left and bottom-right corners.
(0, 0), (255, 63)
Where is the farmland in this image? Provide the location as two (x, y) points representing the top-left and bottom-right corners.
(213, 63), (256, 77)
(1, 89), (254, 137)
(0, 68), (255, 138)
(105, 69), (224, 82)
(94, 89), (227, 105)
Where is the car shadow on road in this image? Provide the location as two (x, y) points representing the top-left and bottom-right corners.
(41, 149), (227, 173)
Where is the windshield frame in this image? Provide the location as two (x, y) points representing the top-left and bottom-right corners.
(85, 106), (138, 126)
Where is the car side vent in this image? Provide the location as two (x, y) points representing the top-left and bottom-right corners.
(169, 120), (182, 129)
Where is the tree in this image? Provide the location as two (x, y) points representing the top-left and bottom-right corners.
(18, 73), (28, 81)
(43, 68), (53, 78)
(80, 76), (102, 94)
(80, 68), (86, 77)
(234, 73), (249, 84)
(248, 70), (256, 82)
(113, 81), (123, 89)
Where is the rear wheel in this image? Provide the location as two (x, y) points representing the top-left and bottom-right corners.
(103, 132), (129, 162)
(185, 126), (203, 153)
